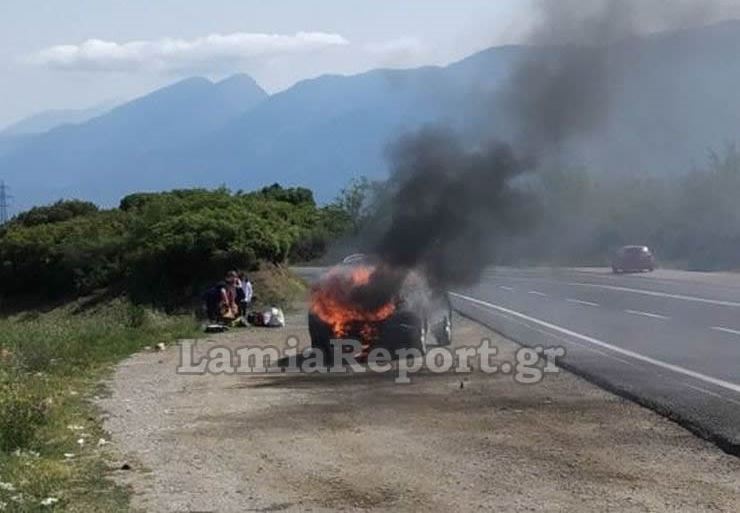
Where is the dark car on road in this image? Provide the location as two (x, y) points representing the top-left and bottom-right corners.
(612, 245), (656, 273)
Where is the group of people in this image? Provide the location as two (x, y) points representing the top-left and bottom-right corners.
(204, 270), (253, 324)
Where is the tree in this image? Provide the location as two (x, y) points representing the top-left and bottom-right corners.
(334, 177), (375, 233)
(13, 200), (98, 227)
(0, 184), (354, 304)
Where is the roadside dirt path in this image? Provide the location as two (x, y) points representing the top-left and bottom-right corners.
(99, 305), (740, 512)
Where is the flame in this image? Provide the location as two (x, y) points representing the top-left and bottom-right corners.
(311, 265), (396, 341)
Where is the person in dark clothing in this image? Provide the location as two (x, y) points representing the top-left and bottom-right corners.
(203, 271), (240, 323)
(203, 281), (226, 323)
(235, 282), (246, 316)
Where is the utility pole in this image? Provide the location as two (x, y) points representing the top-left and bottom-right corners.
(0, 181), (10, 224)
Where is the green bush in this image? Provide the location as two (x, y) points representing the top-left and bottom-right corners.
(0, 184), (350, 306)
(13, 199), (98, 227)
(126, 302), (149, 328)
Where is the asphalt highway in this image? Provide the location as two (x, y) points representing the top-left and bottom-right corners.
(295, 265), (740, 454)
(451, 267), (740, 455)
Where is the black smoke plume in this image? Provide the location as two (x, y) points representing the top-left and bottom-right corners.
(374, 128), (536, 292)
(347, 0), (732, 307)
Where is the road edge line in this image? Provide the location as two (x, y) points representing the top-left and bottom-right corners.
(449, 292), (740, 457)
(450, 292), (740, 394)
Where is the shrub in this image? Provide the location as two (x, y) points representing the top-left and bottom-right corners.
(0, 378), (50, 452)
(0, 184), (351, 306)
(12, 199), (98, 227)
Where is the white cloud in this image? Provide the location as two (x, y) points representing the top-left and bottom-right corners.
(32, 32), (349, 73)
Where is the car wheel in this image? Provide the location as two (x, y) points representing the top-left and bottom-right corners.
(308, 313), (333, 362)
(432, 315), (452, 347)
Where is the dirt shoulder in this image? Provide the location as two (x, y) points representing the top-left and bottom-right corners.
(99, 304), (740, 513)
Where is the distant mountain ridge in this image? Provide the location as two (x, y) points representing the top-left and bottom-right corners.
(0, 74), (268, 210)
(2, 20), (740, 211)
(0, 100), (120, 136)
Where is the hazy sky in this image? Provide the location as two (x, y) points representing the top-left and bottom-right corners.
(0, 0), (535, 128)
(4, 0), (740, 130)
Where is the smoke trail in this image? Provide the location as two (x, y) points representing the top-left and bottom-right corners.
(373, 128), (536, 293)
(507, 0), (728, 153)
(353, 0), (731, 304)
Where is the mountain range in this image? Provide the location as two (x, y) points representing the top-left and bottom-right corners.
(2, 20), (740, 211)
(0, 100), (120, 137)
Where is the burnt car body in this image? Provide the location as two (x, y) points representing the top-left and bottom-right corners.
(612, 245), (656, 273)
(308, 255), (452, 359)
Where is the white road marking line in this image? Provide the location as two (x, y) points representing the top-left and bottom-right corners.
(711, 326), (740, 336)
(682, 384), (740, 407)
(567, 282), (740, 308)
(499, 286), (514, 291)
(566, 298), (600, 307)
(683, 383), (723, 399)
(528, 290), (548, 297)
(467, 302), (639, 368)
(625, 309), (670, 320)
(449, 292), (740, 395)
(462, 298), (740, 404)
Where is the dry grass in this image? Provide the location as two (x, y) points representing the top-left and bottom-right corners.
(0, 296), (200, 512)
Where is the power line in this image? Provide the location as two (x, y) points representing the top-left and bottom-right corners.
(0, 181), (11, 224)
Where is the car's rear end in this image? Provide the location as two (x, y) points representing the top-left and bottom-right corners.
(613, 246), (655, 273)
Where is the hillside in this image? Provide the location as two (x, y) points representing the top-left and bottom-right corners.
(2, 21), (740, 210)
(0, 100), (118, 136)
(1, 74), (268, 209)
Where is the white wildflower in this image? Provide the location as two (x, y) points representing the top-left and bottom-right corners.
(0, 500), (6, 510)
(64, 453), (75, 459)
(76, 438), (85, 446)
(66, 425), (84, 431)
(40, 497), (59, 506)
(97, 438), (108, 447)
(0, 482), (15, 492)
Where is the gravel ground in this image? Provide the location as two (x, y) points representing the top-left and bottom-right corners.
(98, 304), (740, 512)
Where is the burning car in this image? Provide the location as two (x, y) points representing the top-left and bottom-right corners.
(309, 254), (452, 360)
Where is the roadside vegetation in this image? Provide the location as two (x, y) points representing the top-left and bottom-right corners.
(0, 298), (199, 511)
(3, 143), (739, 510)
(508, 143), (740, 270)
(341, 144), (740, 271)
(0, 184), (349, 308)
(0, 183), (351, 511)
